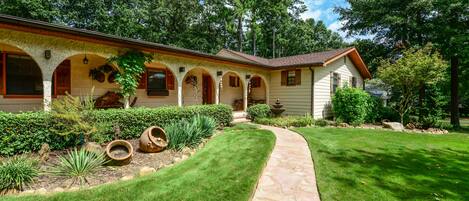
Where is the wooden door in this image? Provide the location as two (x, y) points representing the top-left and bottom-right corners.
(202, 74), (213, 104)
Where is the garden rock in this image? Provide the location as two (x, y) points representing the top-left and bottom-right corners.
(36, 188), (47, 195)
(83, 142), (104, 155)
(38, 143), (50, 162)
(53, 187), (64, 192)
(21, 190), (35, 195)
(139, 166), (156, 176)
(120, 175), (134, 181)
(427, 128), (449, 134)
(338, 123), (349, 127)
(382, 122), (404, 131)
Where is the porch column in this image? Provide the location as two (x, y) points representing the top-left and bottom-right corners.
(177, 79), (183, 107)
(243, 83), (248, 111)
(43, 79), (53, 111)
(215, 79), (220, 104)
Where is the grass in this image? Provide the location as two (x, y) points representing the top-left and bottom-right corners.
(294, 127), (469, 201)
(2, 124), (275, 201)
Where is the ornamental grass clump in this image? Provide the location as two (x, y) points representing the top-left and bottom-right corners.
(48, 149), (107, 186)
(165, 115), (217, 150)
(0, 156), (39, 194)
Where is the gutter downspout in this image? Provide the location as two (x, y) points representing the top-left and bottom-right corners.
(309, 67), (314, 117)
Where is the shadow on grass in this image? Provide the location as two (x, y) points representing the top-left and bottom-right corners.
(319, 147), (469, 200)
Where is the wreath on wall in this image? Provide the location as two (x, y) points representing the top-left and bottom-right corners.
(89, 64), (118, 83)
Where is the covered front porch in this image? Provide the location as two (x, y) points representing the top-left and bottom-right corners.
(0, 42), (269, 112)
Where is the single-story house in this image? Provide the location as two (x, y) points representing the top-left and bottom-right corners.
(0, 14), (371, 119)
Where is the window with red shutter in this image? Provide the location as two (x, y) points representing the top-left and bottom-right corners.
(166, 69), (175, 90)
(137, 70), (147, 89)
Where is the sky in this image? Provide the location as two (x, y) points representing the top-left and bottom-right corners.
(301, 0), (371, 42)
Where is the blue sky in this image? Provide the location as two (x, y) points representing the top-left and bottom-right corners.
(302, 0), (370, 42)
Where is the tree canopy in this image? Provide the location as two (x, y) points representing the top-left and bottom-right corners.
(0, 0), (346, 58)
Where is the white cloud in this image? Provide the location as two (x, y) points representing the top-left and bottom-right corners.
(301, 9), (322, 20)
(328, 20), (375, 43)
(309, 0), (325, 6)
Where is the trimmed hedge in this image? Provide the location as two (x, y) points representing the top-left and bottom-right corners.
(247, 104), (271, 120)
(0, 104), (232, 156)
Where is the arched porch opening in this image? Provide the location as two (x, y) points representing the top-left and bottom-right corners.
(0, 43), (43, 112)
(220, 71), (244, 111)
(182, 67), (215, 106)
(248, 75), (267, 107)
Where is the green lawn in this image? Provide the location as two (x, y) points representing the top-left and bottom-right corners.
(295, 127), (469, 201)
(2, 124), (275, 201)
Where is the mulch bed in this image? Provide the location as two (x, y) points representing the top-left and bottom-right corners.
(26, 139), (199, 191)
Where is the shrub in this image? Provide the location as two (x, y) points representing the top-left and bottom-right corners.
(255, 115), (313, 127)
(48, 149), (107, 186)
(0, 156), (38, 193)
(366, 96), (384, 123)
(192, 115), (217, 138)
(165, 115), (217, 150)
(247, 104), (271, 120)
(332, 87), (370, 125)
(314, 119), (328, 127)
(0, 104), (232, 156)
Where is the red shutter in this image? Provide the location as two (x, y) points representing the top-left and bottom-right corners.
(281, 70), (287, 86)
(0, 53), (4, 94)
(137, 70), (147, 89)
(295, 69), (301, 85)
(54, 60), (71, 95)
(166, 69), (175, 90)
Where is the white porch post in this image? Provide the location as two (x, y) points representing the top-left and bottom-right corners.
(177, 80), (183, 107)
(215, 78), (220, 104)
(43, 79), (52, 111)
(243, 82), (248, 111)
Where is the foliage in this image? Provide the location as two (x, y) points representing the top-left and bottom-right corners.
(0, 104), (232, 156)
(296, 127), (469, 201)
(48, 149), (107, 186)
(255, 115), (313, 127)
(109, 50), (153, 108)
(314, 119), (329, 127)
(0, 126), (275, 201)
(365, 96), (384, 123)
(192, 115), (217, 138)
(50, 93), (96, 141)
(246, 104), (271, 120)
(165, 115), (217, 150)
(332, 87), (371, 125)
(0, 156), (38, 193)
(378, 45), (448, 123)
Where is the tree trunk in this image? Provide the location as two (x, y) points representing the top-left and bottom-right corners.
(418, 82), (425, 121)
(252, 26), (256, 56)
(450, 56), (460, 127)
(124, 97), (130, 109)
(237, 16), (243, 52)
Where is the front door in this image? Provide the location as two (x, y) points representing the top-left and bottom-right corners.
(202, 74), (213, 104)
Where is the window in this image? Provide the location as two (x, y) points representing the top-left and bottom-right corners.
(5, 54), (43, 95)
(250, 77), (261, 88)
(351, 77), (357, 88)
(147, 69), (168, 96)
(229, 76), (240, 87)
(281, 69), (301, 86)
(331, 73), (340, 94)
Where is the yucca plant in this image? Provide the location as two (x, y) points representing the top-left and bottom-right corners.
(192, 115), (217, 138)
(48, 149), (107, 186)
(0, 156), (39, 194)
(165, 120), (201, 150)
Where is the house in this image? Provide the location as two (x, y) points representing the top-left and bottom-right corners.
(0, 14), (371, 119)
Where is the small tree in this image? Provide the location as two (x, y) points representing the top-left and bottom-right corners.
(109, 50), (153, 108)
(332, 87), (370, 125)
(378, 44), (447, 124)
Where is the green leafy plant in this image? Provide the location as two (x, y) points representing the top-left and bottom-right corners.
(255, 115), (313, 127)
(48, 149), (107, 186)
(109, 50), (153, 108)
(192, 115), (217, 138)
(332, 87), (371, 125)
(0, 156), (39, 194)
(247, 104), (271, 120)
(314, 119), (328, 127)
(165, 120), (202, 150)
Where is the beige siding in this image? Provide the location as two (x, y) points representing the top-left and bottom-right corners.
(220, 72), (243, 107)
(269, 68), (312, 116)
(313, 56), (364, 119)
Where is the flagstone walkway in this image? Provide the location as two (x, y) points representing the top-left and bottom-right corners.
(252, 125), (320, 201)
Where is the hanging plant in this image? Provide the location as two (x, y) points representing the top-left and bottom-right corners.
(108, 50), (153, 108)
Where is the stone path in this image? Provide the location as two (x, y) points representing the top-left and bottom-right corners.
(252, 125), (320, 201)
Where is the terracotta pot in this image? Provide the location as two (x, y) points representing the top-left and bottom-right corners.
(139, 126), (168, 153)
(105, 140), (133, 166)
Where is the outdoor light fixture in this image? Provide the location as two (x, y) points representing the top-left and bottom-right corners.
(83, 54), (89, 64)
(179, 66), (185, 73)
(245, 74), (251, 79)
(44, 50), (51, 59)
(217, 71), (223, 76)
